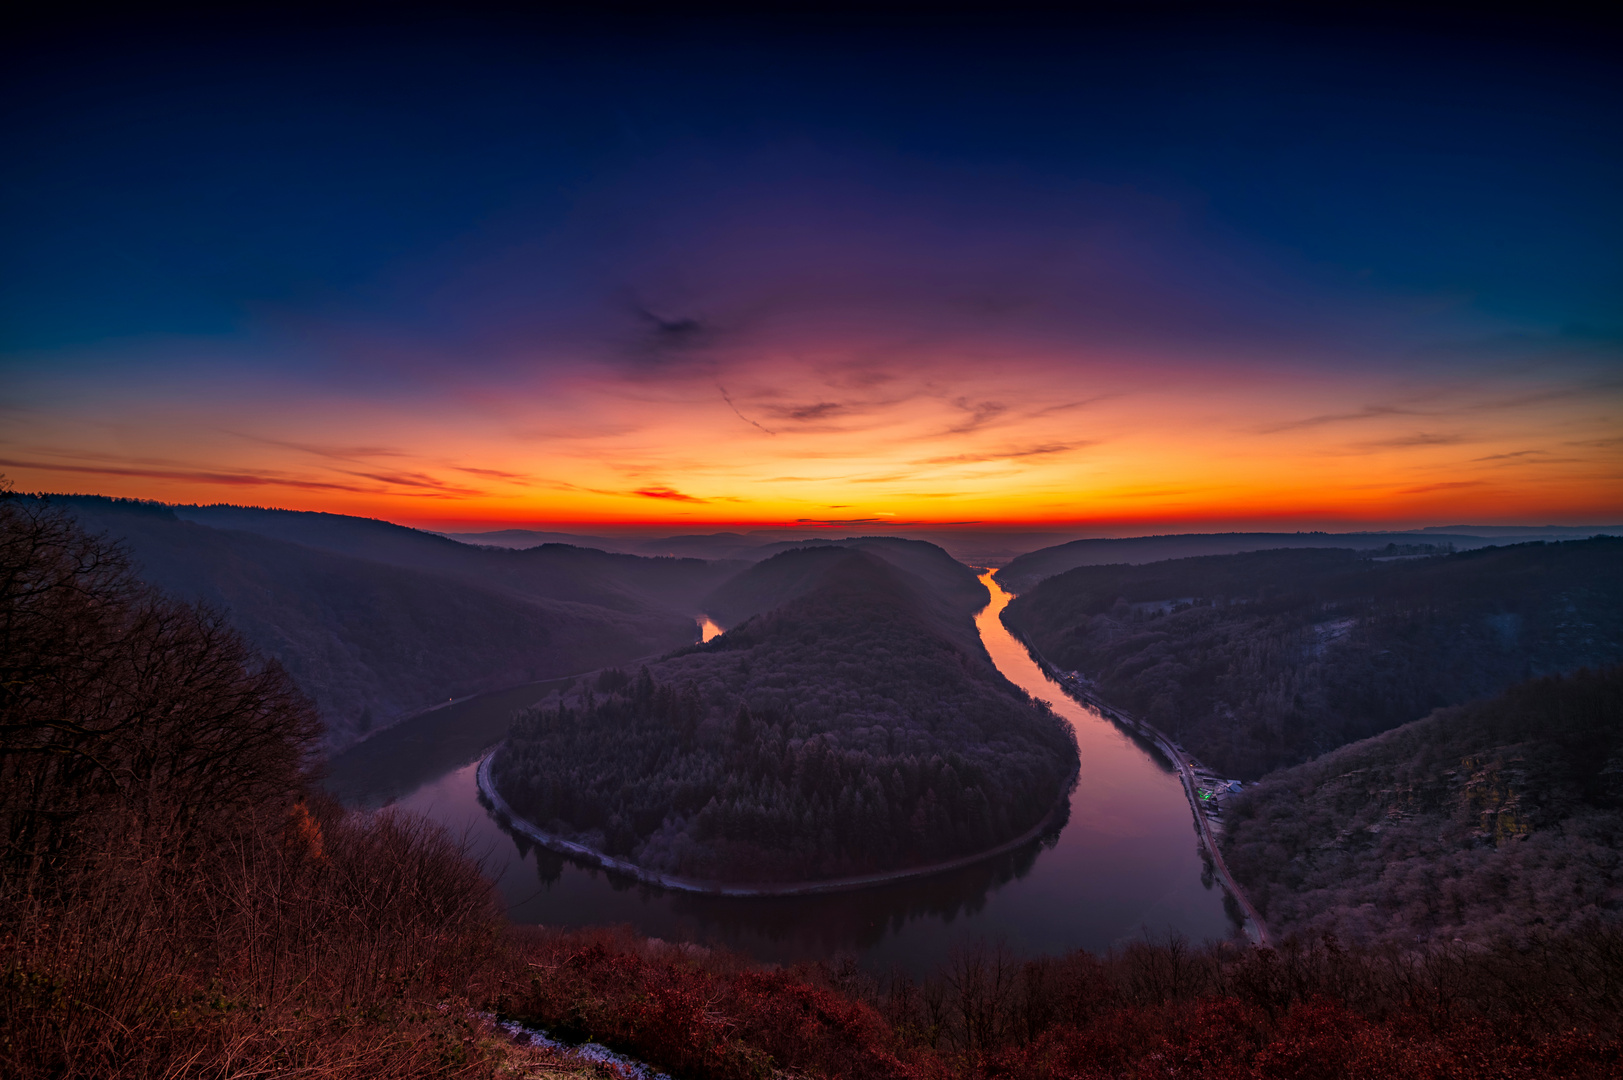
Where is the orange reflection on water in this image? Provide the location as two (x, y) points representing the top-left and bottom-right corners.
(973, 569), (1188, 836)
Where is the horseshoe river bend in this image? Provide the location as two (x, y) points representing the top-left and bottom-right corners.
(323, 570), (1239, 973)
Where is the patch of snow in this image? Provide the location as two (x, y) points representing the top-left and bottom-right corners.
(478, 1013), (671, 1080)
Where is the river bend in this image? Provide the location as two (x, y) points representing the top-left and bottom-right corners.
(331, 569), (1236, 972)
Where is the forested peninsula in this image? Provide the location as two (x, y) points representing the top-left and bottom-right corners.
(491, 544), (1079, 884)
(1001, 539), (1623, 780)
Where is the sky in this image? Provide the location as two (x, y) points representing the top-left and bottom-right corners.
(3, 6), (1620, 532)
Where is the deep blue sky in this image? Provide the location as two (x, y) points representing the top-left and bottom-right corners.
(3, 5), (1619, 528)
(6, 7), (1618, 352)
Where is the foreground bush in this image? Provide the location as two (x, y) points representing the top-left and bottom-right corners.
(0, 799), (508, 1080)
(0, 497), (507, 1079)
(497, 927), (1623, 1080)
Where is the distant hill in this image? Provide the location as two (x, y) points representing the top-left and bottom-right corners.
(1222, 666), (1623, 946)
(439, 527), (1090, 567)
(701, 537), (990, 656)
(994, 530), (1563, 592)
(43, 496), (742, 749)
(164, 502), (743, 613)
(493, 544), (1077, 883)
(435, 528), (632, 552)
(440, 529), (801, 562)
(1002, 539), (1623, 779)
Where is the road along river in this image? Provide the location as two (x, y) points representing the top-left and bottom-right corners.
(326, 569), (1239, 973)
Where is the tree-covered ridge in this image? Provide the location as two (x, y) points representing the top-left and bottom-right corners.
(1222, 666), (1623, 947)
(493, 549), (1077, 883)
(35, 494), (740, 748)
(701, 539), (980, 633)
(1003, 539), (1623, 779)
(994, 530), (1496, 592)
(700, 539), (991, 658)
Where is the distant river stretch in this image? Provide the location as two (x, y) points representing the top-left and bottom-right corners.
(340, 570), (1236, 972)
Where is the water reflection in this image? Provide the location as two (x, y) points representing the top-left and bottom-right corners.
(346, 569), (1237, 973)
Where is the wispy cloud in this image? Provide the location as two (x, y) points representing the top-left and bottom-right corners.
(771, 401), (845, 422)
(455, 465), (532, 480)
(624, 302), (711, 367)
(1256, 404), (1423, 434)
(919, 442), (1086, 465)
(0, 457), (398, 495)
(1026, 394), (1122, 419)
(1394, 480), (1486, 494)
(232, 435), (407, 462)
(1351, 432), (1468, 450)
(717, 384), (776, 435)
(336, 469), (485, 496)
(634, 485), (708, 503)
(942, 398), (1009, 435)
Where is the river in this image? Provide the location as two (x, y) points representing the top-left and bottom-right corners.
(325, 570), (1236, 972)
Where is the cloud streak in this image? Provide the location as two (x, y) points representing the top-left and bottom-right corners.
(919, 442), (1087, 465)
(634, 485), (707, 503)
(0, 457), (445, 497)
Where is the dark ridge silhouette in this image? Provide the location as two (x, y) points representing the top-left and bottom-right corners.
(37, 494), (743, 749)
(702, 537), (992, 661)
(161, 499), (747, 612)
(1003, 539), (1623, 779)
(438, 527), (632, 551)
(992, 529), (1593, 592)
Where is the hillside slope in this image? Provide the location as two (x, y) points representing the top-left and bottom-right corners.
(494, 547), (1076, 883)
(702, 537), (990, 657)
(166, 501), (742, 612)
(1222, 667), (1623, 946)
(48, 496), (733, 748)
(997, 531), (1508, 592)
(1003, 540), (1623, 779)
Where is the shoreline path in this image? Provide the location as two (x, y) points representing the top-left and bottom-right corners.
(476, 751), (1080, 899)
(1002, 623), (1272, 947)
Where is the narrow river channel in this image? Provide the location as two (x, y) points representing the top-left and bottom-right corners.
(326, 569), (1236, 972)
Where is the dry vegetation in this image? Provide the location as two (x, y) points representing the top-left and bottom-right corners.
(5, 496), (1621, 1078)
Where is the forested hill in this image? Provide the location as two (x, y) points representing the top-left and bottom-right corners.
(162, 500), (745, 612)
(996, 531), (1507, 592)
(1223, 666), (1623, 946)
(1002, 539), (1623, 780)
(493, 547), (1078, 883)
(702, 538), (990, 658)
(41, 495), (740, 749)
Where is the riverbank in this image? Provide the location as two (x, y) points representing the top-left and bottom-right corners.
(995, 612), (1271, 946)
(476, 750), (1079, 898)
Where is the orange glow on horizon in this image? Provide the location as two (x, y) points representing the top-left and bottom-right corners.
(5, 341), (1619, 532)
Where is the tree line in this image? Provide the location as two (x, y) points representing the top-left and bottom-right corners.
(495, 556), (1078, 883)
(1004, 540), (1623, 779)
(1222, 665), (1623, 947)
